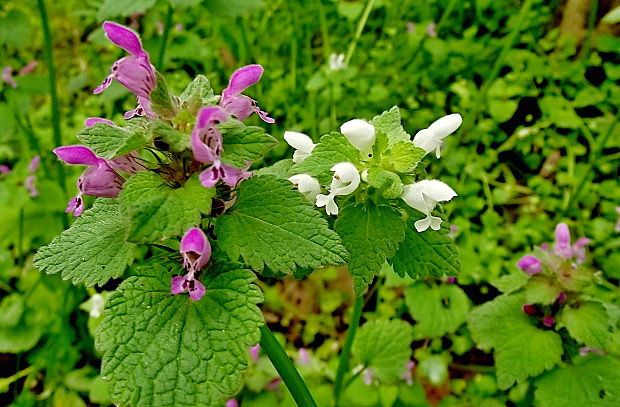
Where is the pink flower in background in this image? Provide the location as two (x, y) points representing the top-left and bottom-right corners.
(94, 21), (156, 119)
(426, 22), (437, 37)
(25, 175), (38, 197)
(225, 399), (238, 407)
(18, 60), (38, 76)
(171, 228), (210, 301)
(0, 165), (10, 174)
(615, 207), (620, 233)
(517, 255), (542, 275)
(542, 316), (555, 327)
(400, 360), (416, 385)
(53, 146), (125, 216)
(406, 22), (415, 33)
(297, 348), (310, 365)
(2, 66), (17, 88)
(249, 344), (260, 362)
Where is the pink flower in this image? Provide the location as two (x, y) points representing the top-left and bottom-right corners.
(249, 344), (260, 362)
(18, 60), (38, 76)
(53, 146), (125, 216)
(542, 316), (555, 327)
(171, 228), (210, 301)
(517, 255), (542, 275)
(220, 65), (274, 123)
(94, 22), (156, 119)
(2, 66), (17, 88)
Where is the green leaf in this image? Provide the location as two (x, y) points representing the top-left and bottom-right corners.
(291, 132), (361, 184)
(96, 260), (264, 407)
(352, 319), (413, 383)
(255, 159), (294, 179)
(405, 282), (470, 338)
(215, 175), (347, 274)
(179, 75), (218, 113)
(525, 276), (562, 305)
(559, 302), (612, 349)
(34, 199), (135, 287)
(0, 9), (32, 48)
(334, 203), (405, 295)
(535, 356), (620, 407)
(382, 141), (425, 173)
(119, 173), (214, 243)
(365, 167), (403, 199)
(392, 208), (460, 279)
(151, 120), (190, 152)
(77, 123), (148, 159)
(0, 293), (24, 327)
(602, 6), (620, 24)
(219, 120), (278, 167)
(97, 0), (157, 19)
(491, 272), (529, 294)
(468, 293), (564, 389)
(372, 106), (410, 147)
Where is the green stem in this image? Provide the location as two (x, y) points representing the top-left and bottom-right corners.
(157, 5), (173, 70)
(345, 0), (375, 65)
(333, 295), (364, 406)
(259, 325), (317, 407)
(582, 0), (599, 61)
(37, 0), (68, 228)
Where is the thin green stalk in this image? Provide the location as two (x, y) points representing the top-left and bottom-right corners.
(259, 325), (317, 407)
(157, 5), (173, 70)
(333, 295), (364, 406)
(37, 0), (68, 228)
(344, 0), (375, 65)
(582, 0), (599, 61)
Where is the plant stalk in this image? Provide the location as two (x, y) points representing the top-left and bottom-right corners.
(37, 0), (68, 228)
(333, 295), (364, 406)
(259, 325), (317, 407)
(157, 5), (173, 70)
(345, 0), (376, 65)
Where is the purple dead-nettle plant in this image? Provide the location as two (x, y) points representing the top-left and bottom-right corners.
(95, 21), (156, 118)
(220, 64), (275, 123)
(171, 227), (210, 301)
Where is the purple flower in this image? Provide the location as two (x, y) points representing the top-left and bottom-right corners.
(25, 175), (38, 197)
(94, 21), (156, 119)
(53, 146), (125, 216)
(542, 316), (555, 327)
(85, 117), (116, 127)
(615, 207), (620, 233)
(221, 65), (274, 124)
(400, 360), (416, 386)
(28, 156), (40, 173)
(362, 368), (374, 386)
(171, 227), (210, 301)
(0, 165), (10, 174)
(406, 22), (415, 34)
(225, 400), (238, 407)
(446, 277), (457, 284)
(297, 348), (310, 365)
(517, 255), (542, 275)
(18, 60), (38, 76)
(180, 227), (211, 273)
(191, 106), (251, 187)
(249, 344), (260, 362)
(553, 223), (572, 259)
(522, 304), (537, 315)
(2, 66), (17, 88)
(571, 237), (590, 264)
(426, 23), (437, 37)
(579, 346), (605, 356)
(557, 292), (567, 303)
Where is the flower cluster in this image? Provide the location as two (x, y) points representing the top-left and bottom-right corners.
(284, 113), (462, 231)
(52, 21), (273, 215)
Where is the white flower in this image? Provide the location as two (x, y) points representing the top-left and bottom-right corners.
(340, 119), (376, 159)
(288, 174), (321, 202)
(412, 113), (462, 158)
(401, 180), (457, 232)
(328, 53), (346, 71)
(315, 162), (360, 215)
(284, 131), (316, 163)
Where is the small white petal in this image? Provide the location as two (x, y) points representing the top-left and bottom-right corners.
(427, 113), (462, 138)
(316, 193), (339, 215)
(402, 180), (457, 215)
(288, 174), (321, 201)
(330, 162), (360, 196)
(429, 216), (443, 231)
(415, 179), (457, 202)
(284, 131), (316, 163)
(340, 119), (376, 158)
(414, 217), (432, 232)
(412, 129), (438, 155)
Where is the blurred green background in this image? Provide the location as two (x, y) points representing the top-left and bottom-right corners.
(0, 0), (618, 406)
